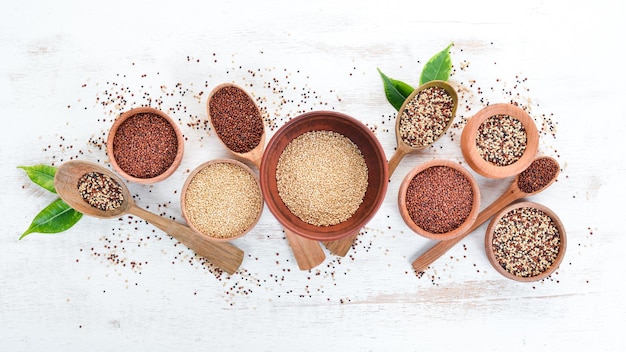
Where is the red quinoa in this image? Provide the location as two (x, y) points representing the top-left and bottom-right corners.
(517, 157), (559, 193)
(405, 166), (473, 234)
(112, 112), (178, 179)
(209, 85), (263, 153)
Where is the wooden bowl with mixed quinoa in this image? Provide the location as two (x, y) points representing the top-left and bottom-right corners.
(460, 103), (539, 179)
(260, 111), (388, 241)
(485, 201), (566, 281)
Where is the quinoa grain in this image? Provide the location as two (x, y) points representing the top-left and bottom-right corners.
(184, 162), (262, 239)
(399, 86), (453, 148)
(517, 157), (559, 193)
(208, 85), (263, 153)
(475, 114), (527, 166)
(112, 112), (179, 179)
(276, 131), (368, 226)
(78, 172), (124, 211)
(491, 207), (561, 278)
(405, 166), (473, 234)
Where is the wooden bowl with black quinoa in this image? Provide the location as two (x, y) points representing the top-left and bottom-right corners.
(260, 110), (388, 241)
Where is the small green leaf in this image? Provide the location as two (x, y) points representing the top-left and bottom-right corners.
(18, 164), (57, 193)
(377, 68), (415, 111)
(20, 198), (83, 239)
(420, 42), (453, 85)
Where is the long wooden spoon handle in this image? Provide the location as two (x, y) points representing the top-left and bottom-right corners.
(323, 231), (359, 257)
(387, 148), (407, 177)
(411, 187), (524, 272)
(284, 227), (326, 270)
(128, 205), (244, 275)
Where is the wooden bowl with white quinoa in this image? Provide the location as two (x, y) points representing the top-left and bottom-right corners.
(260, 111), (388, 241)
(181, 159), (263, 242)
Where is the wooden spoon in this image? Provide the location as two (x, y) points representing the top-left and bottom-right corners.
(207, 82), (266, 169)
(207, 83), (325, 270)
(325, 80), (459, 257)
(411, 156), (560, 273)
(387, 80), (458, 176)
(54, 160), (244, 275)
(322, 234), (359, 257)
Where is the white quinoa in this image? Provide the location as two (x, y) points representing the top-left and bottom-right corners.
(184, 162), (262, 239)
(276, 130), (368, 226)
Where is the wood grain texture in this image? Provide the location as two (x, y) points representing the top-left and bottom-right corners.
(1, 0), (624, 351)
(54, 161), (244, 274)
(322, 231), (358, 256)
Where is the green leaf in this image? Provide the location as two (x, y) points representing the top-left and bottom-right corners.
(377, 68), (414, 111)
(18, 164), (57, 193)
(420, 42), (453, 85)
(20, 198), (83, 239)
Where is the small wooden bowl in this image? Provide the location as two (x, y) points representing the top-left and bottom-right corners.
(485, 201), (567, 282)
(180, 159), (263, 242)
(461, 103), (539, 178)
(107, 107), (184, 184)
(259, 110), (388, 241)
(398, 159), (480, 240)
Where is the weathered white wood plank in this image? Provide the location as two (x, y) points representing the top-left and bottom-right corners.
(1, 0), (623, 351)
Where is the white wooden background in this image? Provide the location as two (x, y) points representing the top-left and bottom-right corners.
(1, 0), (624, 351)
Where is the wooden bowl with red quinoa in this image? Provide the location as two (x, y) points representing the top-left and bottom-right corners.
(106, 107), (184, 184)
(260, 110), (388, 241)
(398, 159), (480, 240)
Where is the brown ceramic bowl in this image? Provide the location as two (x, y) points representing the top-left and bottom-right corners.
(180, 159), (263, 242)
(107, 107), (184, 184)
(461, 103), (539, 179)
(259, 110), (388, 241)
(398, 159), (480, 240)
(485, 201), (566, 282)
